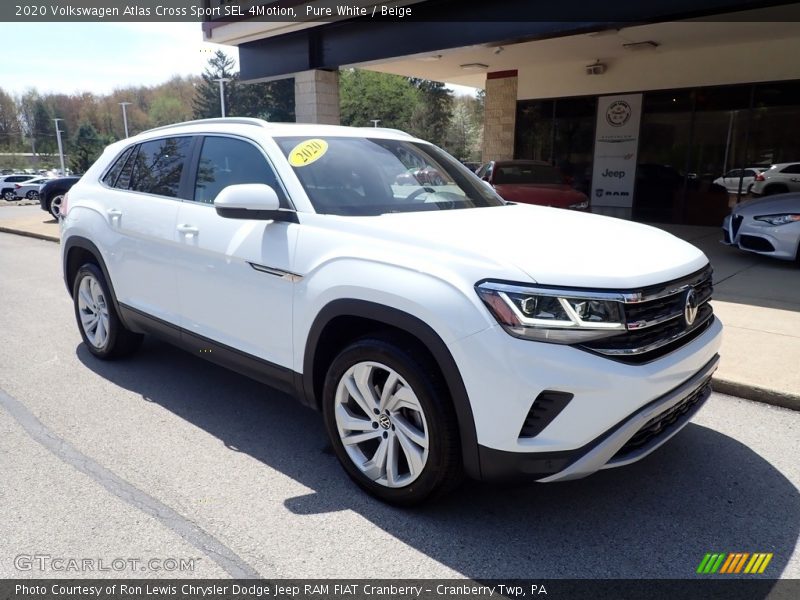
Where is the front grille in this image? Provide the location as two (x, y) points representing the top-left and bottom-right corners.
(739, 235), (775, 252)
(581, 266), (714, 364)
(731, 214), (744, 238)
(612, 379), (712, 459)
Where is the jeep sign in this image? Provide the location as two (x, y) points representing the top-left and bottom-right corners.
(591, 94), (642, 216)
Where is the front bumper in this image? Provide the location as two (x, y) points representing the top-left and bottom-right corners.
(478, 354), (717, 481)
(722, 213), (800, 260)
(449, 313), (722, 482)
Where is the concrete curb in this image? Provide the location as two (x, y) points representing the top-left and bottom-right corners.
(0, 226), (59, 243)
(712, 377), (800, 412)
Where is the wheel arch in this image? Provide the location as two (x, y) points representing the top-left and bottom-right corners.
(304, 299), (481, 479)
(62, 236), (133, 331)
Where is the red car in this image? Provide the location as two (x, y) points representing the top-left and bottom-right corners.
(477, 160), (590, 210)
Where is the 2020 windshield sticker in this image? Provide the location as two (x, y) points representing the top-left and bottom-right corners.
(288, 139), (328, 167)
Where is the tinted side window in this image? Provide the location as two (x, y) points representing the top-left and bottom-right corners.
(102, 147), (135, 188)
(129, 137), (191, 198)
(780, 164), (800, 174)
(194, 136), (285, 205)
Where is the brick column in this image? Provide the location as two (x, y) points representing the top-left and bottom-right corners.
(294, 70), (340, 125)
(482, 70), (518, 162)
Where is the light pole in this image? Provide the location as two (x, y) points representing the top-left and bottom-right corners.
(119, 101), (132, 137)
(53, 118), (66, 176)
(213, 77), (231, 117)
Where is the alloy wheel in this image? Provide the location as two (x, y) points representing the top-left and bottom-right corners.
(77, 274), (110, 349)
(333, 361), (429, 488)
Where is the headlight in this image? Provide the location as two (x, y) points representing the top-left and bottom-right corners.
(475, 281), (626, 343)
(754, 214), (800, 226)
(569, 200), (589, 210)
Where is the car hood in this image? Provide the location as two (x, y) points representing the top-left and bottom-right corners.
(342, 204), (708, 289)
(493, 183), (586, 207)
(734, 194), (800, 216)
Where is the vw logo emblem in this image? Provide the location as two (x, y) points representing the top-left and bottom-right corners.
(684, 289), (699, 326)
(378, 414), (392, 430)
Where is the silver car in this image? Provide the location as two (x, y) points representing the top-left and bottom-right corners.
(722, 193), (800, 261)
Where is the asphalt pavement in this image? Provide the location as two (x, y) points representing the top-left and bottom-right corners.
(0, 232), (798, 579)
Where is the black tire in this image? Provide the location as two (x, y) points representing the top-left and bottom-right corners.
(72, 263), (143, 359)
(49, 193), (65, 219)
(322, 335), (462, 505)
(2, 190), (14, 201)
(26, 190), (38, 200)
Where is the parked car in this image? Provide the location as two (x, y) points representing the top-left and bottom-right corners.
(39, 176), (80, 219)
(750, 162), (800, 196)
(713, 167), (767, 195)
(0, 174), (36, 200)
(476, 160), (590, 210)
(722, 193), (800, 262)
(61, 118), (721, 505)
(13, 177), (52, 200)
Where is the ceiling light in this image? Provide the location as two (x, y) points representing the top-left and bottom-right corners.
(460, 63), (489, 71)
(418, 54), (443, 62)
(494, 46), (505, 55)
(622, 40), (660, 51)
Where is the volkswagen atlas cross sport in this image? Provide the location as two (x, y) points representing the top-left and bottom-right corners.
(60, 118), (722, 505)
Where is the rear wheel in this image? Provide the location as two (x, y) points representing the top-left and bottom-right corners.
(26, 190), (38, 200)
(2, 190), (14, 201)
(322, 336), (462, 505)
(73, 263), (142, 359)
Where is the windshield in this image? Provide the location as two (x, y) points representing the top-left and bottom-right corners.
(493, 163), (564, 185)
(276, 136), (504, 216)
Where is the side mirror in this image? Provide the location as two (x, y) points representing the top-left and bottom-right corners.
(214, 184), (297, 222)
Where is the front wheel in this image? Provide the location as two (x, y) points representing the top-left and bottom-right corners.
(2, 190), (14, 201)
(72, 263), (142, 359)
(49, 193), (65, 219)
(322, 336), (462, 505)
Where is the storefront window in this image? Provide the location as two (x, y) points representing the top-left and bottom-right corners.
(515, 99), (554, 162)
(750, 81), (800, 166)
(634, 90), (692, 223)
(553, 97), (596, 195)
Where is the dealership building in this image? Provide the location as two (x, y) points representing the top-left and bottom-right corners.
(204, 0), (800, 225)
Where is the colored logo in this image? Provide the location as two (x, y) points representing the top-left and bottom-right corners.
(606, 101), (632, 127)
(696, 552), (773, 574)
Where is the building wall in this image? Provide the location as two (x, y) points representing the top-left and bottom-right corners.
(483, 71), (518, 162)
(516, 37), (800, 100)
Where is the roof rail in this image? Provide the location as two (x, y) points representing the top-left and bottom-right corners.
(357, 127), (414, 137)
(140, 117), (269, 135)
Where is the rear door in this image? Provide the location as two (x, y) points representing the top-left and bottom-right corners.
(101, 136), (193, 326)
(173, 135), (297, 372)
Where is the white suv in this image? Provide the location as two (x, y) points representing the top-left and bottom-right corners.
(750, 162), (800, 196)
(60, 118), (722, 504)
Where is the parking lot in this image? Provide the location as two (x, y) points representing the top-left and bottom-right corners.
(1, 231), (798, 579)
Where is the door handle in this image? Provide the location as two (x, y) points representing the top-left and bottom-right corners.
(177, 224), (199, 235)
(790, 178), (799, 183)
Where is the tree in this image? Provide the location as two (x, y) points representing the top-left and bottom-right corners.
(234, 78), (295, 121)
(339, 69), (419, 129)
(444, 94), (483, 161)
(150, 95), (188, 127)
(0, 88), (20, 150)
(193, 50), (294, 121)
(407, 79), (453, 147)
(69, 122), (103, 174)
(193, 50), (236, 119)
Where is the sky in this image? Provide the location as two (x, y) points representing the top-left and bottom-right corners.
(7, 22), (477, 97)
(7, 23), (229, 96)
